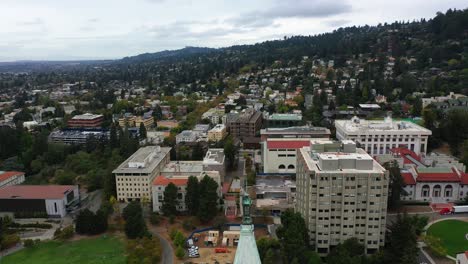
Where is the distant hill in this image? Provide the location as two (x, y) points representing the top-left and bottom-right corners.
(119, 46), (218, 64)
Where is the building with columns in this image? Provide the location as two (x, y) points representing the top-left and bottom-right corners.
(335, 116), (431, 156)
(377, 148), (468, 203)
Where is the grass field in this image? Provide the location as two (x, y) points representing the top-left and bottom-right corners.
(2, 235), (126, 264)
(427, 219), (468, 257)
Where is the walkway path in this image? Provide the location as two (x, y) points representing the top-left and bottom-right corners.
(147, 224), (174, 264)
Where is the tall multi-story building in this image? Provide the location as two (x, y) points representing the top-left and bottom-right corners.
(67, 113), (104, 128)
(113, 146), (171, 202)
(227, 109), (263, 140)
(335, 116), (432, 156)
(296, 139), (388, 255)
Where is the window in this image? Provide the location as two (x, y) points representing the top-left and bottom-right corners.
(421, 185), (430, 197)
(54, 202), (58, 213)
(444, 185), (453, 197)
(433, 185), (441, 197)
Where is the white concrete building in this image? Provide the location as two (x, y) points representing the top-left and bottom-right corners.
(335, 116), (432, 156)
(113, 146), (171, 202)
(261, 138), (311, 174)
(176, 130), (198, 144)
(296, 140), (389, 255)
(203, 149), (226, 180)
(0, 171), (25, 188)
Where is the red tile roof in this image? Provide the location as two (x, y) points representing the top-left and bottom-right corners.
(390, 147), (422, 165)
(0, 171), (24, 182)
(416, 169), (461, 182)
(401, 172), (416, 185)
(267, 140), (310, 149)
(0, 185), (76, 199)
(461, 173), (468, 185)
(152, 175), (188, 186)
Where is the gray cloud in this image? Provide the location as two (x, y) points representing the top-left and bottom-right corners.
(325, 19), (351, 28)
(228, 0), (352, 29)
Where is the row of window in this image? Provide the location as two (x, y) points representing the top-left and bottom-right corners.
(118, 188), (149, 192)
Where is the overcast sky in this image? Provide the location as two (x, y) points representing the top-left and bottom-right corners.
(0, 0), (466, 61)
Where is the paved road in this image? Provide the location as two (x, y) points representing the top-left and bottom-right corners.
(387, 211), (468, 226)
(153, 230), (174, 264)
(417, 248), (434, 264)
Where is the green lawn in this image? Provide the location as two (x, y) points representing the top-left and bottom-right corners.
(427, 219), (468, 257)
(2, 235), (126, 264)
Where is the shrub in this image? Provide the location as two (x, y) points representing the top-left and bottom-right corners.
(10, 222), (52, 229)
(13, 211), (48, 218)
(424, 235), (448, 257)
(169, 228), (178, 240)
(182, 218), (195, 231)
(61, 226), (75, 240)
(175, 246), (185, 259)
(169, 215), (175, 224)
(1, 234), (20, 250)
(54, 225), (74, 240)
(173, 231), (186, 248)
(23, 239), (35, 248)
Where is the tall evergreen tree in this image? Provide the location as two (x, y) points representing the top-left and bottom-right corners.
(162, 183), (178, 216)
(384, 213), (418, 264)
(139, 122), (147, 140)
(123, 202), (147, 239)
(384, 160), (405, 210)
(276, 209), (310, 263)
(110, 124), (119, 149)
(185, 176), (199, 215)
(197, 175), (218, 222)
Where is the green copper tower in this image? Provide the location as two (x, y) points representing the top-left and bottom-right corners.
(233, 182), (261, 264)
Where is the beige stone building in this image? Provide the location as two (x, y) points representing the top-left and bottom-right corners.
(113, 146), (171, 202)
(208, 124), (227, 142)
(296, 139), (388, 255)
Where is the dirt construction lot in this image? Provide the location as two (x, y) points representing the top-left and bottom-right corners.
(177, 247), (236, 264)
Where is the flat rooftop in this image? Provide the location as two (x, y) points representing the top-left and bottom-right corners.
(0, 185), (76, 200)
(261, 126), (331, 135)
(299, 141), (386, 174)
(113, 146), (171, 174)
(267, 113), (302, 121)
(203, 149), (225, 164)
(210, 124), (226, 132)
(335, 117), (432, 134)
(161, 161), (204, 174)
(71, 113), (103, 120)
